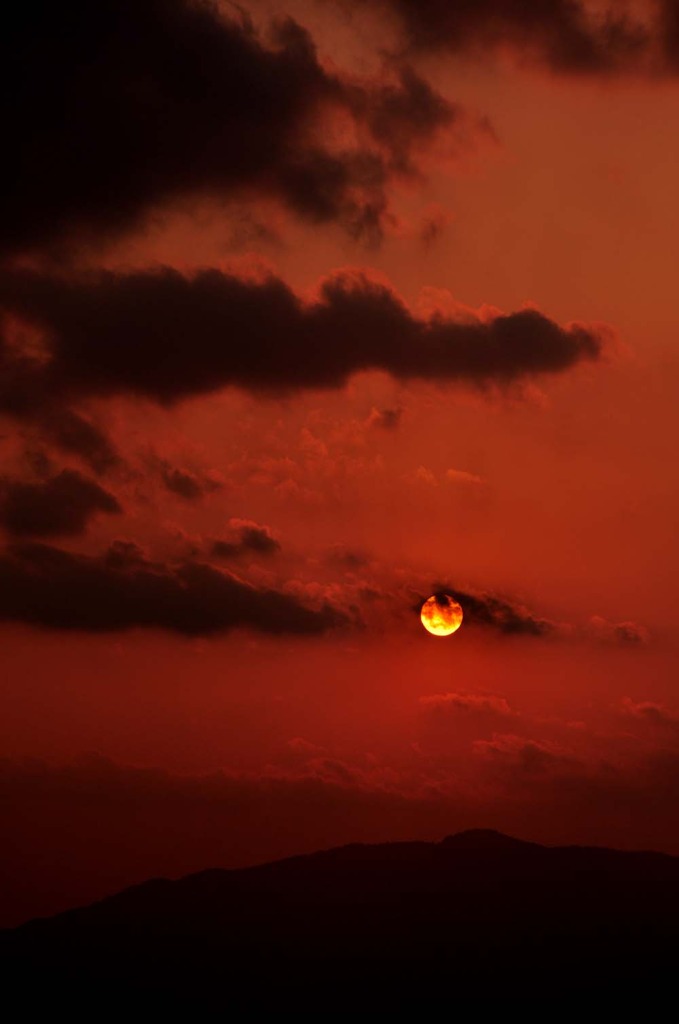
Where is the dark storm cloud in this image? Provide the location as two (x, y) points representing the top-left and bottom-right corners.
(354, 0), (659, 73)
(0, 267), (604, 409)
(0, 541), (344, 635)
(212, 521), (281, 560)
(0, 0), (463, 258)
(0, 471), (122, 538)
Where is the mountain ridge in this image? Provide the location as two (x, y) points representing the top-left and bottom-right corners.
(7, 827), (679, 934)
(3, 829), (679, 1010)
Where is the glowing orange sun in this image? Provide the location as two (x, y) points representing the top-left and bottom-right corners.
(420, 593), (463, 636)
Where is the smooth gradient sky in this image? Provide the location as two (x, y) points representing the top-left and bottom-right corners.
(3, 0), (679, 926)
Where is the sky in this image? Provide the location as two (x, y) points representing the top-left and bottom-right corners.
(3, 0), (679, 927)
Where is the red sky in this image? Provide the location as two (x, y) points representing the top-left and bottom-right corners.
(3, 0), (679, 926)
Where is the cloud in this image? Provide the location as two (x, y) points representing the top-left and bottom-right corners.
(38, 409), (120, 474)
(419, 694), (518, 745)
(366, 406), (404, 431)
(2, 0), (470, 258)
(0, 266), (607, 412)
(445, 468), (484, 485)
(326, 545), (372, 571)
(0, 470), (121, 538)
(414, 466), (438, 486)
(408, 585), (647, 644)
(5, 742), (679, 927)
(427, 586), (556, 636)
(419, 204), (454, 247)
(0, 752), (419, 927)
(286, 737), (328, 757)
(473, 733), (570, 774)
(588, 615), (650, 645)
(622, 697), (679, 729)
(212, 519), (281, 559)
(357, 0), (668, 75)
(420, 692), (515, 718)
(157, 462), (223, 502)
(0, 541), (347, 635)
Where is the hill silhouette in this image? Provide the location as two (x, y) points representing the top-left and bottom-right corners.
(2, 829), (679, 1011)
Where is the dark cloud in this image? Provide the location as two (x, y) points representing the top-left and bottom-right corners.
(425, 586), (556, 636)
(212, 519), (281, 559)
(356, 0), (661, 74)
(0, 541), (342, 635)
(0, 267), (605, 412)
(661, 0), (679, 69)
(157, 463), (222, 502)
(22, 449), (53, 479)
(411, 587), (648, 644)
(1, 0), (464, 258)
(39, 409), (120, 474)
(0, 470), (121, 538)
(353, 63), (460, 172)
(162, 468), (210, 501)
(104, 539), (151, 570)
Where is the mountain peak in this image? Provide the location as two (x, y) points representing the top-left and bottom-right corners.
(440, 828), (541, 851)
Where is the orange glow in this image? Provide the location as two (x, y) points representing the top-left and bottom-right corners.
(420, 594), (463, 636)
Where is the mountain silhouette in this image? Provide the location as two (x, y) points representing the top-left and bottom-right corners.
(2, 829), (678, 1011)
(440, 826), (541, 850)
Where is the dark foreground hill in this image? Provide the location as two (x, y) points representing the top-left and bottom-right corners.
(3, 829), (679, 1012)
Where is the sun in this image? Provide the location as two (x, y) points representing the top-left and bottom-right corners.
(420, 593), (463, 636)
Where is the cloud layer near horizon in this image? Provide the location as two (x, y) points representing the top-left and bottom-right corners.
(3, 734), (679, 926)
